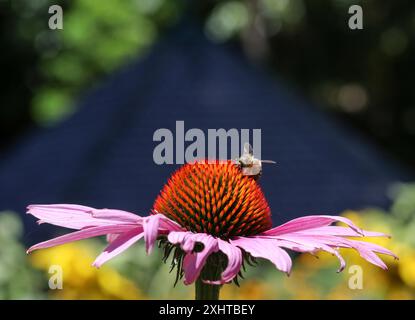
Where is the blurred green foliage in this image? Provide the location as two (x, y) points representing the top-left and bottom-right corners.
(1, 0), (415, 165)
(5, 0), (181, 125)
(0, 213), (46, 299)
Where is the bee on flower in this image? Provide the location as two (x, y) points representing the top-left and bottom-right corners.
(26, 160), (397, 299)
(233, 143), (276, 179)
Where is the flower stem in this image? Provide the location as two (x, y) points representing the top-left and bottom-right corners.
(195, 279), (221, 300)
(195, 253), (223, 300)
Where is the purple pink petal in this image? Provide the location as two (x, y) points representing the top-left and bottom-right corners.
(27, 204), (397, 285)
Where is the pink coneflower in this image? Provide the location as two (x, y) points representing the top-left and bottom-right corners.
(27, 161), (397, 299)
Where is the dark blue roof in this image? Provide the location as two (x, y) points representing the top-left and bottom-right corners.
(0, 24), (411, 242)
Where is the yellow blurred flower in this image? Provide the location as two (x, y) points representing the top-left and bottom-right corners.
(29, 242), (144, 300)
(287, 209), (415, 300)
(387, 286), (414, 300)
(221, 279), (277, 299)
(342, 210), (364, 226)
(397, 247), (415, 288)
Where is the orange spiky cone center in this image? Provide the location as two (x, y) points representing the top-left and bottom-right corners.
(153, 161), (272, 239)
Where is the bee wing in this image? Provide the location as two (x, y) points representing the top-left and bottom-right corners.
(243, 142), (253, 156)
(260, 160), (276, 164)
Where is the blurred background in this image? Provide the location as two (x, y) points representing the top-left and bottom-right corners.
(0, 0), (415, 299)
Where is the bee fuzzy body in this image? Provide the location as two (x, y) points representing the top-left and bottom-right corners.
(233, 143), (275, 180)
